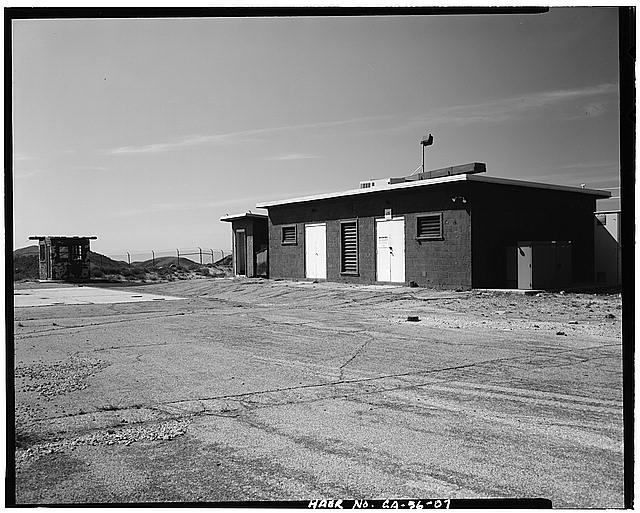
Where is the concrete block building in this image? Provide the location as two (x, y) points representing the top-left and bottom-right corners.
(594, 210), (621, 287)
(223, 163), (610, 289)
(29, 235), (97, 281)
(219, 213), (269, 277)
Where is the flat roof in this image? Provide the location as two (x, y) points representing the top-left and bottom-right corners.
(29, 236), (97, 240)
(219, 212), (268, 222)
(255, 172), (610, 208)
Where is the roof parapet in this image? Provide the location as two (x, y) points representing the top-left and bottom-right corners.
(389, 162), (486, 184)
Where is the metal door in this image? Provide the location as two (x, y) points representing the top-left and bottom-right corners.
(305, 223), (326, 280)
(517, 245), (533, 289)
(376, 217), (405, 283)
(235, 229), (247, 276)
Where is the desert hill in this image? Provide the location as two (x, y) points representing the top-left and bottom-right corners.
(12, 245), (232, 282)
(13, 246), (40, 280)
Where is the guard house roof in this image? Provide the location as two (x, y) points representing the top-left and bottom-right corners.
(255, 164), (611, 208)
(219, 212), (268, 222)
(29, 236), (97, 240)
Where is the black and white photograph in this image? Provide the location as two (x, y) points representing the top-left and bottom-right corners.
(7, 6), (631, 508)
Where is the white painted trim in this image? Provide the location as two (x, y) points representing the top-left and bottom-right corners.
(220, 212), (267, 222)
(464, 174), (611, 198)
(255, 173), (610, 208)
(375, 216), (405, 222)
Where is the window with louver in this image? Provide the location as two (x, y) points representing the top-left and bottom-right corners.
(281, 225), (297, 245)
(417, 213), (443, 240)
(341, 221), (358, 274)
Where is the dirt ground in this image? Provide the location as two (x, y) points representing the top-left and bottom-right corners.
(11, 278), (623, 507)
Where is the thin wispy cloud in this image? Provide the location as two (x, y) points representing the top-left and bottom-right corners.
(409, 83), (617, 128)
(13, 165), (109, 180)
(75, 165), (109, 172)
(13, 153), (35, 162)
(555, 160), (618, 170)
(534, 160), (619, 187)
(583, 101), (608, 117)
(108, 195), (267, 218)
(108, 115), (391, 156)
(264, 153), (323, 161)
(13, 169), (43, 180)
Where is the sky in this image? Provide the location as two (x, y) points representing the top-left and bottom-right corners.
(11, 8), (621, 255)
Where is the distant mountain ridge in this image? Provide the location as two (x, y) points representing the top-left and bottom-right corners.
(13, 245), (39, 257)
(12, 245), (230, 281)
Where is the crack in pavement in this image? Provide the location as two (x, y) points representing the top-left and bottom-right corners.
(339, 332), (375, 381)
(18, 347), (622, 452)
(24, 352), (546, 424)
(14, 312), (192, 339)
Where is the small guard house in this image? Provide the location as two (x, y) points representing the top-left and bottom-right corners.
(29, 235), (97, 281)
(219, 213), (269, 277)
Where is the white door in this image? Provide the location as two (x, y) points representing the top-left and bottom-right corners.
(376, 218), (405, 283)
(305, 223), (327, 279)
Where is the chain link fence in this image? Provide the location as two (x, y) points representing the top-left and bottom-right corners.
(91, 248), (228, 271)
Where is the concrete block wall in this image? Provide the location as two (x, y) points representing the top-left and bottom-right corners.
(268, 221), (306, 280)
(266, 179), (601, 289)
(267, 184), (472, 288)
(231, 218), (255, 277)
(38, 240), (91, 281)
(37, 243), (47, 280)
(470, 181), (598, 288)
(324, 217), (376, 284)
(405, 209), (472, 288)
(230, 217), (269, 277)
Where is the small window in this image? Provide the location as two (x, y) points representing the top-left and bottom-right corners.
(281, 225), (297, 245)
(417, 213), (443, 240)
(70, 245), (83, 261)
(57, 246), (69, 260)
(340, 220), (358, 274)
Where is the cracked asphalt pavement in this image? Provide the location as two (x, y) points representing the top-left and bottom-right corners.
(12, 278), (623, 506)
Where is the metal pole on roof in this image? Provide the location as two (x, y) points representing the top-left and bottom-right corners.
(421, 133), (434, 175)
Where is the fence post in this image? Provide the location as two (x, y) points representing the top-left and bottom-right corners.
(176, 249), (180, 267)
(221, 249), (224, 260)
(152, 250), (155, 266)
(199, 247), (202, 265)
(210, 249), (214, 264)
(127, 252), (131, 270)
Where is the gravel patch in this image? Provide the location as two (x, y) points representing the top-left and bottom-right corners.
(15, 356), (110, 397)
(15, 417), (191, 469)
